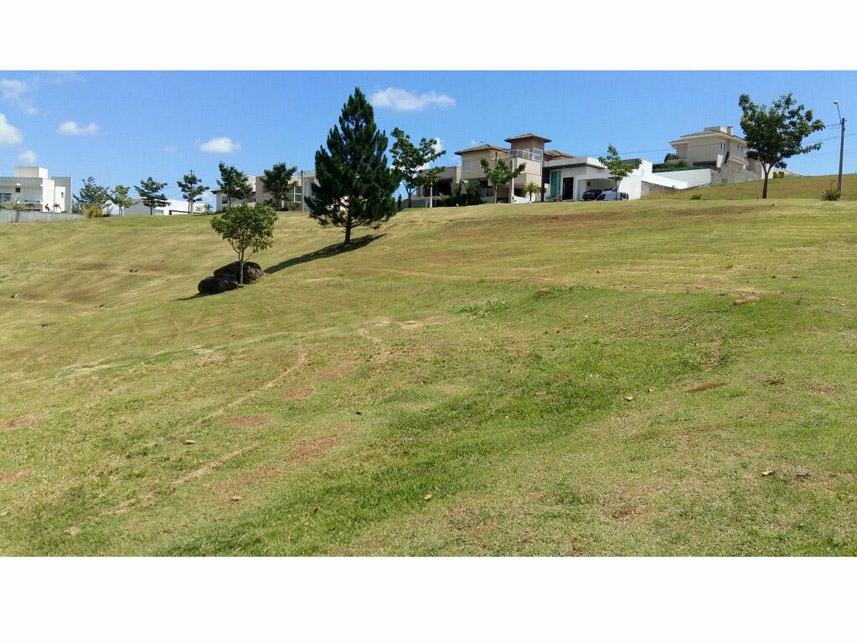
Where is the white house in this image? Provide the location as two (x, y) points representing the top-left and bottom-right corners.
(542, 156), (691, 201)
(113, 198), (208, 216)
(0, 166), (72, 212)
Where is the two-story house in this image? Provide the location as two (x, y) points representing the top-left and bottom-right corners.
(413, 133), (554, 205)
(666, 126), (763, 181)
(0, 166), (72, 212)
(212, 170), (317, 212)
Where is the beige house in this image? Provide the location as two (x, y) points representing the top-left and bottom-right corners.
(213, 170), (317, 212)
(666, 126), (763, 181)
(413, 133), (557, 205)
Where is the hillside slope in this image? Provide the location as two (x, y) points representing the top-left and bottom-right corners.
(651, 172), (857, 200)
(1, 199), (856, 555)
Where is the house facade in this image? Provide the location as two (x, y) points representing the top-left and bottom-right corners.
(212, 170), (317, 212)
(114, 198), (208, 216)
(542, 157), (693, 201)
(665, 126), (763, 182)
(0, 166), (72, 212)
(411, 133), (697, 205)
(411, 134), (554, 206)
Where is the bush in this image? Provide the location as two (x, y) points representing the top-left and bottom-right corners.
(653, 160), (692, 172)
(690, 193), (702, 200)
(83, 203), (104, 218)
(821, 187), (841, 201)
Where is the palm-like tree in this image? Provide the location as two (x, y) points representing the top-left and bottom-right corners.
(523, 182), (541, 202)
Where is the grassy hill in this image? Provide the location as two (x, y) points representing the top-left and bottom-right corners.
(2, 195), (857, 555)
(652, 172), (857, 200)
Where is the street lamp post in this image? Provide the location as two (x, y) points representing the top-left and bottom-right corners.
(834, 100), (845, 195)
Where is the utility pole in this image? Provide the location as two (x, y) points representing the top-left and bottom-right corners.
(835, 100), (845, 195)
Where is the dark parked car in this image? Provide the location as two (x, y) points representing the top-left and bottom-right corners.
(582, 189), (603, 201)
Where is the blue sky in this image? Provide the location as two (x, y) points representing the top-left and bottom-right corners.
(1, 71), (855, 202)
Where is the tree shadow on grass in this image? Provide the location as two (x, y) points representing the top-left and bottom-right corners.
(265, 234), (385, 275)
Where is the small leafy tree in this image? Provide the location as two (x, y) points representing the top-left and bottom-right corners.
(261, 162), (298, 211)
(210, 203), (278, 284)
(523, 181), (541, 202)
(598, 145), (641, 195)
(306, 87), (399, 245)
(136, 177), (169, 214)
(177, 170), (209, 214)
(480, 157), (526, 204)
(217, 162), (253, 206)
(77, 177), (111, 210)
(390, 128), (444, 207)
(110, 184), (133, 216)
(415, 165), (444, 206)
(739, 93), (825, 199)
(461, 180), (483, 205)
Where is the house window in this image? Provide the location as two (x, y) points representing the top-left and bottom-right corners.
(15, 187), (21, 193)
(463, 159), (472, 172)
(549, 170), (561, 197)
(532, 150), (543, 162)
(0, 193), (11, 202)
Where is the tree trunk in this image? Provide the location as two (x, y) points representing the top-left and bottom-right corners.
(407, 191), (413, 208)
(239, 249), (245, 285)
(762, 169), (769, 199)
(344, 214), (352, 245)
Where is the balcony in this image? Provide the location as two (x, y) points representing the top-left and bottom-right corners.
(507, 148), (543, 163)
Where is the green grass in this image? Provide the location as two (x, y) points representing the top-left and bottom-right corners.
(1, 188), (857, 555)
(651, 172), (857, 200)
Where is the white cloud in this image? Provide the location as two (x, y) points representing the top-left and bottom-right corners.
(17, 149), (37, 164)
(164, 145), (177, 153)
(370, 88), (455, 112)
(41, 71), (83, 85)
(199, 137), (240, 153)
(0, 113), (23, 146)
(57, 120), (99, 136)
(0, 79), (38, 115)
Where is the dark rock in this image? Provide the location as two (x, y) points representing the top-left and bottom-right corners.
(198, 274), (239, 295)
(213, 261), (264, 284)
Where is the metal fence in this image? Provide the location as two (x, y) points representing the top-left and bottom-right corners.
(0, 210), (86, 224)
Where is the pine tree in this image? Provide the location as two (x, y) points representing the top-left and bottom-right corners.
(177, 170), (209, 214)
(77, 177), (111, 209)
(110, 184), (133, 216)
(136, 177), (169, 214)
(217, 163), (253, 206)
(261, 162), (298, 210)
(306, 88), (399, 245)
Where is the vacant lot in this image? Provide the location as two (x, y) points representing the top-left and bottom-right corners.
(1, 181), (856, 555)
